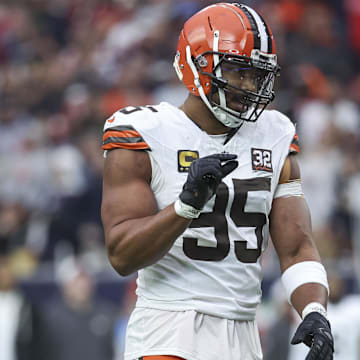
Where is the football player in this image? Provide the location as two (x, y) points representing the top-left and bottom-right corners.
(101, 3), (334, 360)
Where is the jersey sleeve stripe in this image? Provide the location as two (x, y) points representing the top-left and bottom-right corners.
(102, 142), (150, 150)
(102, 127), (150, 151)
(104, 125), (136, 132)
(289, 143), (300, 153)
(103, 130), (144, 142)
(289, 133), (300, 154)
(103, 135), (145, 145)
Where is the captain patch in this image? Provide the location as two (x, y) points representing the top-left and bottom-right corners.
(178, 150), (199, 172)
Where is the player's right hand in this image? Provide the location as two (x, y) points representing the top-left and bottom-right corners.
(179, 153), (238, 210)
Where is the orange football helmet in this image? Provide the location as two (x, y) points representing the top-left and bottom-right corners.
(173, 3), (280, 127)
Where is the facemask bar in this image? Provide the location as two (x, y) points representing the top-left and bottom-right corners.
(180, 30), (279, 127)
(196, 49), (279, 123)
(210, 59), (276, 104)
(209, 59), (276, 122)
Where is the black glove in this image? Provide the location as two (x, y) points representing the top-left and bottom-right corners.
(291, 312), (334, 360)
(179, 153), (238, 210)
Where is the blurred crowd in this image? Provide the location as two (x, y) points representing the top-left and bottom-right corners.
(0, 0), (360, 359)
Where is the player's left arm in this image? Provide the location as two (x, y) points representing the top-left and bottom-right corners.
(270, 154), (334, 359)
(270, 155), (325, 312)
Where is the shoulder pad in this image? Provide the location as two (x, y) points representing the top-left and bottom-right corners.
(266, 110), (299, 154)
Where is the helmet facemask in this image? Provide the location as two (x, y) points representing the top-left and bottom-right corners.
(195, 50), (279, 128)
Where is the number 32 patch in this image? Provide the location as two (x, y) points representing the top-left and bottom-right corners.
(251, 148), (273, 173)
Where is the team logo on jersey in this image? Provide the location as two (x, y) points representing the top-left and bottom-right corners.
(178, 150), (199, 172)
(251, 148), (273, 173)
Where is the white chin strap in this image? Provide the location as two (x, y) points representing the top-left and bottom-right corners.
(213, 104), (252, 127)
(185, 31), (243, 128)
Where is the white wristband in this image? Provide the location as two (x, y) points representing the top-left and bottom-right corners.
(281, 261), (329, 304)
(302, 302), (327, 320)
(174, 199), (201, 219)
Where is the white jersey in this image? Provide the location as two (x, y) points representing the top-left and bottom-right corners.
(103, 102), (296, 321)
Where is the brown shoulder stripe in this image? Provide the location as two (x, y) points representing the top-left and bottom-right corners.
(102, 125), (150, 151)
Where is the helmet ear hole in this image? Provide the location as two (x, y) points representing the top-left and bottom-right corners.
(196, 55), (208, 68)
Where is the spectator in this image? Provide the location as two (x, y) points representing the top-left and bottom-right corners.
(35, 257), (116, 360)
(0, 255), (41, 360)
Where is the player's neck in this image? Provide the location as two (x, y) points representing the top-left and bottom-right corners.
(179, 94), (230, 135)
